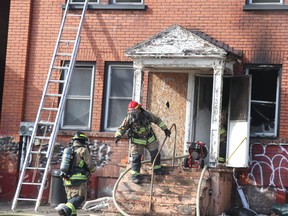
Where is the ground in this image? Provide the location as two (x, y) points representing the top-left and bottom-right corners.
(0, 201), (107, 216)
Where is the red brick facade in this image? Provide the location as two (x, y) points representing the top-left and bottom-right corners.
(2, 0), (288, 209)
(3, 1), (288, 137)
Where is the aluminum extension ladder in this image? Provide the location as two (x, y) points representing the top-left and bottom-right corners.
(12, 0), (90, 212)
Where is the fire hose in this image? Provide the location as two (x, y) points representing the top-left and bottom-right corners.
(112, 123), (181, 216)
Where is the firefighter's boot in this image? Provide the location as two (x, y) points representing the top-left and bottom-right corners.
(131, 174), (141, 184)
(154, 168), (165, 175)
(150, 149), (165, 175)
(57, 204), (71, 216)
(131, 154), (142, 184)
(69, 196), (84, 213)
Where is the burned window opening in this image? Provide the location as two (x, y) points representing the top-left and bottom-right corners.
(247, 66), (280, 137)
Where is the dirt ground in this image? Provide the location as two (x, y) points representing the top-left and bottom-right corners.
(0, 201), (105, 216)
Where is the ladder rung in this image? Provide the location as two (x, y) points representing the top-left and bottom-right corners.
(69, 2), (86, 5)
(30, 150), (48, 155)
(56, 52), (72, 57)
(25, 167), (46, 171)
(45, 93), (62, 97)
(22, 182), (42, 186)
(38, 121), (55, 126)
(35, 136), (51, 140)
(17, 198), (38, 202)
(49, 80), (66, 84)
(59, 40), (76, 44)
(42, 108), (59, 112)
(53, 66), (69, 70)
(12, 0), (89, 211)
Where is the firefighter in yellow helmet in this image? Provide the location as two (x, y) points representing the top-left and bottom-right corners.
(57, 132), (96, 216)
(114, 100), (171, 184)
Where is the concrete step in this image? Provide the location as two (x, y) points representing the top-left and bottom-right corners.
(107, 200), (196, 215)
(107, 164), (209, 216)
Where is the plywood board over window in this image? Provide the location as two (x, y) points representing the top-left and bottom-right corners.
(147, 72), (188, 160)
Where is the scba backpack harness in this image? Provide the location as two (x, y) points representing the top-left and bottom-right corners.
(60, 146), (75, 178)
(60, 144), (91, 179)
(60, 132), (90, 179)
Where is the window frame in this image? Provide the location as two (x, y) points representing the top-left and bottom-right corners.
(248, 0), (283, 4)
(60, 63), (95, 130)
(245, 64), (281, 138)
(103, 62), (134, 132)
(113, 0), (144, 4)
(243, 0), (288, 10)
(70, 0), (99, 3)
(62, 1), (146, 10)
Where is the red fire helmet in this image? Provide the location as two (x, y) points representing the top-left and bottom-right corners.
(128, 100), (141, 112)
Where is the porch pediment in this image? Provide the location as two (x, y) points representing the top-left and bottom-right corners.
(125, 24), (242, 59)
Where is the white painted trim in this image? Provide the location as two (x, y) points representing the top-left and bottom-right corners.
(249, 0), (282, 4)
(138, 57), (227, 70)
(132, 62), (143, 103)
(275, 70), (280, 136)
(209, 61), (225, 167)
(184, 73), (195, 154)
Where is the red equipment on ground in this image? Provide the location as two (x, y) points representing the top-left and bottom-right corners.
(183, 141), (208, 169)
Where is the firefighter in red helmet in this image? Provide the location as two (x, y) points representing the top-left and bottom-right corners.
(114, 100), (171, 184)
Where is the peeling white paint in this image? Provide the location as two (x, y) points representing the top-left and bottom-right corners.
(132, 62), (143, 103)
(127, 25), (241, 168)
(126, 25), (227, 57)
(209, 61), (225, 167)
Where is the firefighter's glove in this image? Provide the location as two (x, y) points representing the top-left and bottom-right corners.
(164, 129), (171, 138)
(114, 136), (121, 144)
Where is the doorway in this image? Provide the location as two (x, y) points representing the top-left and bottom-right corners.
(193, 76), (230, 149)
(193, 74), (251, 167)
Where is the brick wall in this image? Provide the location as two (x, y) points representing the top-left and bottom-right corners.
(3, 1), (288, 138)
(0, 0), (32, 137)
(247, 142), (288, 190)
(235, 141), (288, 213)
(0, 1), (10, 114)
(3, 0), (288, 200)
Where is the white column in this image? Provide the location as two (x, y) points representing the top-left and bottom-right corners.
(184, 73), (195, 154)
(209, 60), (225, 167)
(132, 61), (143, 103)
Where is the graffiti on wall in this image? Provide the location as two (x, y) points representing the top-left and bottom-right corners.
(0, 136), (112, 200)
(0, 137), (18, 174)
(91, 140), (111, 168)
(0, 136), (112, 175)
(248, 142), (288, 191)
(19, 139), (112, 170)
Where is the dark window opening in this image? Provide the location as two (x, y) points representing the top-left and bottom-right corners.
(247, 66), (280, 137)
(250, 0), (282, 3)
